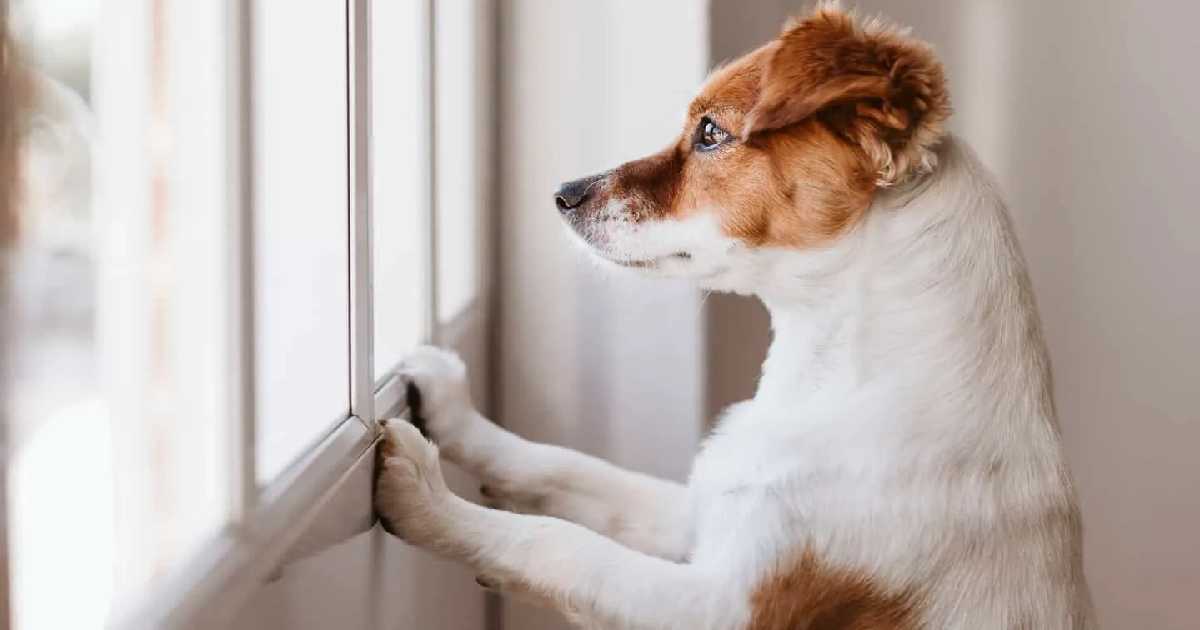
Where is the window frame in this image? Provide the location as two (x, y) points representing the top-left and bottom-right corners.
(106, 0), (491, 626)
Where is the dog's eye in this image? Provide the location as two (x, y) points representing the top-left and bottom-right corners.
(695, 117), (729, 152)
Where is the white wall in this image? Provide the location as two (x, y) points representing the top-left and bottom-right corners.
(495, 1), (709, 628)
(709, 2), (1200, 628)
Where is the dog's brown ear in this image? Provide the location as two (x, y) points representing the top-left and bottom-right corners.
(744, 5), (951, 185)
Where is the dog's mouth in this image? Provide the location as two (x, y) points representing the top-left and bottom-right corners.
(611, 252), (692, 268)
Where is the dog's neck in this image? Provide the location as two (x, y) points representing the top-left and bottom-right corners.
(750, 137), (1056, 433)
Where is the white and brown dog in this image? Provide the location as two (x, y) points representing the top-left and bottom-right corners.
(375, 5), (1095, 629)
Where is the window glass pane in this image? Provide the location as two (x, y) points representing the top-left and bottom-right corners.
(6, 0), (230, 626)
(435, 0), (480, 323)
(253, 1), (350, 482)
(372, 0), (427, 376)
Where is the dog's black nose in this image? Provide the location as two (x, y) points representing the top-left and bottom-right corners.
(554, 174), (604, 212)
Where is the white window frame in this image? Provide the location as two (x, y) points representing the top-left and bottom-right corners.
(105, 0), (492, 626)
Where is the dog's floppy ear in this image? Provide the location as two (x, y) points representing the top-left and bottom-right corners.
(743, 5), (951, 185)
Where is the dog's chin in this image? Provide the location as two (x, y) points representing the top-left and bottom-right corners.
(560, 219), (734, 283)
(607, 251), (692, 269)
(594, 248), (740, 287)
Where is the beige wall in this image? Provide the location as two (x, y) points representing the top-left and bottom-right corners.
(494, 1), (709, 628)
(709, 1), (1200, 628)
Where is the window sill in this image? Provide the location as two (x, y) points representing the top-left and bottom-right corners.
(115, 413), (382, 629)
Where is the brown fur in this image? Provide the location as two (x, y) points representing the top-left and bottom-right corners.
(576, 5), (949, 249)
(748, 549), (919, 630)
(745, 5), (951, 187)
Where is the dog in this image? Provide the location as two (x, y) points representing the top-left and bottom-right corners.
(375, 5), (1095, 629)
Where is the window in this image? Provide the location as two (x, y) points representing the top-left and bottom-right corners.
(433, 0), (483, 324)
(2, 0), (489, 627)
(252, 0), (351, 482)
(8, 1), (232, 626)
(372, 0), (428, 375)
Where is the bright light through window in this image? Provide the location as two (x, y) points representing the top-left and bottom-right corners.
(435, 0), (481, 324)
(7, 0), (231, 627)
(372, 0), (428, 377)
(3, 0), (488, 626)
(252, 0), (350, 483)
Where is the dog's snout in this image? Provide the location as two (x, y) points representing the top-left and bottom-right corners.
(554, 174), (605, 212)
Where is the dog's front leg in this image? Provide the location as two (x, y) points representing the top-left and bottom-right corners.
(376, 421), (742, 630)
(391, 346), (693, 561)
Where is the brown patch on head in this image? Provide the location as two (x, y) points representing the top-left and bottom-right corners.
(676, 43), (883, 248)
(745, 4), (951, 186)
(748, 548), (919, 630)
(607, 145), (685, 222)
(559, 4), (949, 252)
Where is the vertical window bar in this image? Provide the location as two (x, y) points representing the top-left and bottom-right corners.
(425, 0), (441, 343)
(228, 0), (258, 522)
(349, 0), (375, 425)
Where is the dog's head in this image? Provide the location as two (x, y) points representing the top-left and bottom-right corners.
(555, 5), (950, 292)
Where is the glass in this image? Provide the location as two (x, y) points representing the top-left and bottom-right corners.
(434, 0), (481, 323)
(253, 1), (351, 482)
(371, 0), (427, 377)
(5, 0), (231, 626)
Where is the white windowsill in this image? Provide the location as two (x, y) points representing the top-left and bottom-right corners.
(113, 413), (381, 630)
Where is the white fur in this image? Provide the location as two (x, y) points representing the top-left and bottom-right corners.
(375, 137), (1095, 629)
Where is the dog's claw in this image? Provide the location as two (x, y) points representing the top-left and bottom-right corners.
(475, 575), (500, 590)
(405, 380), (429, 437)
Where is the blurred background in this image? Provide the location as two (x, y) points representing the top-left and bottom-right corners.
(1, 1), (1197, 629)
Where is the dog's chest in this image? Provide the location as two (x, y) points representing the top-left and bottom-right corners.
(689, 398), (895, 493)
(689, 431), (831, 530)
(685, 402), (896, 564)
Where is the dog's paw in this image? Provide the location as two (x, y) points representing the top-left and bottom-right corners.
(395, 346), (476, 445)
(375, 419), (453, 545)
